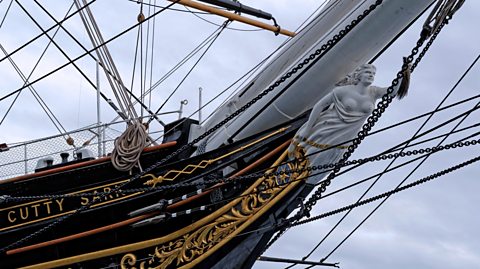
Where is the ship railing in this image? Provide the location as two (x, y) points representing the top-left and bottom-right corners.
(0, 121), (163, 181)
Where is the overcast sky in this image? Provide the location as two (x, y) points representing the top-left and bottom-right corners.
(1, 1), (480, 269)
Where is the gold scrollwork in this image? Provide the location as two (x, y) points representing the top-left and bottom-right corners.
(120, 253), (148, 269)
(122, 148), (309, 269)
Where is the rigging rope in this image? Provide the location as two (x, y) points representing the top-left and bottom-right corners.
(184, 6), (261, 32)
(3, 0), (461, 257)
(6, 135), (479, 204)
(142, 0), (153, 114)
(289, 154), (480, 229)
(127, 0), (212, 15)
(310, 37), (477, 267)
(320, 97), (480, 264)
(147, 19), (231, 123)
(77, 141), (473, 269)
(0, 0), (12, 28)
(2, 0), (168, 127)
(264, 5), (463, 255)
(0, 0), (97, 64)
(103, 20), (228, 130)
(297, 48), (480, 266)
(0, 0), (386, 253)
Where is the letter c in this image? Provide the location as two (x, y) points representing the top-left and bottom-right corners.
(8, 211), (17, 223)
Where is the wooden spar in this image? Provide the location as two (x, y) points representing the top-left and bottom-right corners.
(167, 0), (296, 37)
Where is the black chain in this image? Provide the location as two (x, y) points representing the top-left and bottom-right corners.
(5, 137), (478, 204)
(411, 20), (446, 72)
(0, 0), (385, 254)
(291, 154), (480, 227)
(298, 19), (450, 222)
(264, 16), (452, 253)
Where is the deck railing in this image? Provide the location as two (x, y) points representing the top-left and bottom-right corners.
(0, 122), (125, 180)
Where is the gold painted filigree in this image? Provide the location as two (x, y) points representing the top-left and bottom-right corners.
(120, 253), (147, 269)
(143, 127), (289, 188)
(121, 148), (310, 269)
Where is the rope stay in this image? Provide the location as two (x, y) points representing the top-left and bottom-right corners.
(290, 154), (480, 229)
(317, 85), (480, 264)
(7, 1), (90, 146)
(422, 0), (464, 39)
(0, 0), (97, 65)
(295, 51), (480, 266)
(0, 1), (469, 261)
(264, 0), (466, 255)
(147, 19), (231, 124)
(5, 135), (479, 204)
(0, 0), (386, 253)
(74, 0), (136, 121)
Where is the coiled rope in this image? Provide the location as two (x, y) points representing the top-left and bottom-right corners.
(111, 121), (148, 171)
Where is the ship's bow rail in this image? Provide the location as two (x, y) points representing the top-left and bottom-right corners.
(0, 122), (144, 180)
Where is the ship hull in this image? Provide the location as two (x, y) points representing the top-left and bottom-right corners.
(0, 115), (307, 269)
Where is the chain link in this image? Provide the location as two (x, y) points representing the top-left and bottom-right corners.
(5, 137), (478, 206)
(264, 15), (454, 252)
(411, 20), (446, 72)
(298, 18), (451, 222)
(0, 0), (386, 254)
(291, 154), (480, 227)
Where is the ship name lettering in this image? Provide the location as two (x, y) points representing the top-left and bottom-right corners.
(79, 185), (125, 205)
(3, 183), (128, 227)
(6, 198), (65, 224)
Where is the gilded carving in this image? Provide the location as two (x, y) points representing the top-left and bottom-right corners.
(121, 148), (309, 269)
(120, 253), (147, 269)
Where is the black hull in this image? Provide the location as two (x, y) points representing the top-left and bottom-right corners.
(0, 115), (309, 268)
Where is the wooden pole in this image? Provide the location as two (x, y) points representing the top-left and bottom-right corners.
(168, 0), (296, 37)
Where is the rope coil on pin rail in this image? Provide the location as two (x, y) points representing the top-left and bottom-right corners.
(0, 0), (387, 254)
(263, 3), (464, 253)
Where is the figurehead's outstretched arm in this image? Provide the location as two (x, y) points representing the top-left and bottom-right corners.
(371, 61), (411, 100)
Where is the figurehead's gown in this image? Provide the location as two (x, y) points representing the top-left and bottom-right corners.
(290, 88), (375, 184)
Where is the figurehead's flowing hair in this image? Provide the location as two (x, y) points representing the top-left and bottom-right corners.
(335, 64), (376, 86)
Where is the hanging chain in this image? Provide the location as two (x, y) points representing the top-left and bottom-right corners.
(263, 14), (458, 252)
(298, 15), (455, 223)
(411, 19), (446, 72)
(290, 154), (480, 228)
(4, 137), (478, 203)
(0, 0), (386, 254)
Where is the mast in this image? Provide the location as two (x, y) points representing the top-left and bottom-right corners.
(96, 60), (102, 157)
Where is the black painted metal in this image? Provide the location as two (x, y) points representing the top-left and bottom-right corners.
(196, 0), (273, 20)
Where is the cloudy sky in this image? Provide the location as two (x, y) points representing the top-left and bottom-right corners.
(1, 0), (480, 269)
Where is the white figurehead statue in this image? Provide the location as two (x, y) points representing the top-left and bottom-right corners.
(288, 63), (410, 184)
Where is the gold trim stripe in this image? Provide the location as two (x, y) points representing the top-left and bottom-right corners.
(144, 127), (289, 187)
(21, 150), (301, 269)
(0, 180), (142, 232)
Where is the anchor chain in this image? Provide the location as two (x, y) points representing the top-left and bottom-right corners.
(291, 154), (480, 228)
